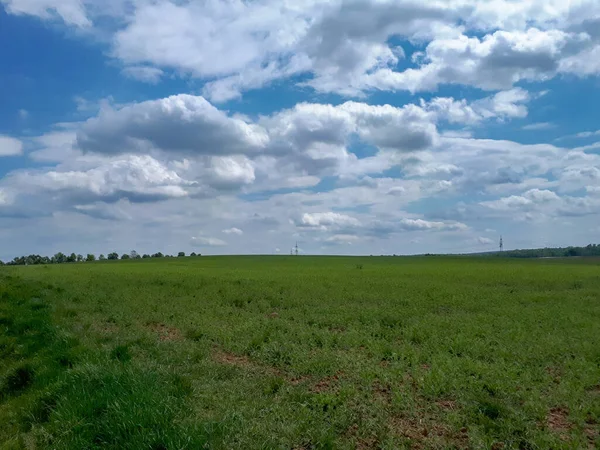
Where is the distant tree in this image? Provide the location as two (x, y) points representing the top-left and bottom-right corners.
(178, 252), (185, 257)
(54, 252), (67, 264)
(107, 252), (119, 260)
(130, 250), (140, 259)
(190, 252), (197, 257)
(76, 254), (84, 262)
(121, 253), (130, 260)
(86, 254), (96, 262)
(99, 254), (106, 261)
(0, 260), (3, 265)
(67, 253), (77, 263)
(142, 254), (150, 259)
(151, 252), (164, 258)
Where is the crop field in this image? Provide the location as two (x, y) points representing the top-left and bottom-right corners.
(0, 256), (599, 449)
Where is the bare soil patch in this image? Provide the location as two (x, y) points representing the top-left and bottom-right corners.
(147, 322), (182, 341)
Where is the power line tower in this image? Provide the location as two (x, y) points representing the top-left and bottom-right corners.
(295, 242), (299, 256)
(499, 235), (504, 252)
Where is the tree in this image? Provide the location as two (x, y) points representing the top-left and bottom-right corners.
(130, 250), (140, 259)
(99, 254), (106, 260)
(107, 252), (119, 260)
(178, 252), (185, 257)
(86, 254), (96, 262)
(152, 252), (164, 258)
(142, 254), (150, 259)
(76, 254), (83, 262)
(67, 253), (77, 263)
(121, 253), (130, 260)
(190, 252), (197, 257)
(54, 252), (67, 264)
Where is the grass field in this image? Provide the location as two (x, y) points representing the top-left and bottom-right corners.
(0, 256), (599, 449)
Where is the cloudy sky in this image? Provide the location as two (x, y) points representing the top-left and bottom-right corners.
(1, 0), (600, 259)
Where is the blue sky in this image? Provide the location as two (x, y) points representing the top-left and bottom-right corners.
(1, 0), (600, 260)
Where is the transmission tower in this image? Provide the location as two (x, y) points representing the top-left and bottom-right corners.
(295, 242), (299, 256)
(499, 236), (504, 252)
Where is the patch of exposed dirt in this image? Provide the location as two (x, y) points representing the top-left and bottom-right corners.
(420, 364), (431, 371)
(212, 350), (254, 368)
(389, 415), (469, 449)
(147, 323), (182, 341)
(547, 406), (572, 441)
(586, 384), (600, 394)
(584, 415), (599, 449)
(491, 443), (505, 450)
(545, 366), (562, 384)
(373, 380), (392, 403)
(92, 321), (119, 334)
(436, 400), (457, 411)
(311, 371), (344, 393)
(289, 375), (310, 386)
(346, 423), (379, 449)
(266, 312), (279, 319)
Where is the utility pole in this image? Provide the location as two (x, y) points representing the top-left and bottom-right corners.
(295, 242), (299, 256)
(499, 236), (504, 252)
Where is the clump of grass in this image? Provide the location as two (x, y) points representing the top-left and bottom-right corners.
(1, 363), (35, 397)
(110, 344), (131, 362)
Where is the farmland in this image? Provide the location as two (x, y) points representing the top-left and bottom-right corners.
(0, 256), (599, 449)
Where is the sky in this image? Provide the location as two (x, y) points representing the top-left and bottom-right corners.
(1, 0), (600, 260)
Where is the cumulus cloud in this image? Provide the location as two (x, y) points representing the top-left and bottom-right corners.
(294, 212), (361, 230)
(5, 0), (600, 100)
(0, 136), (23, 156)
(4, 155), (194, 207)
(77, 94), (269, 156)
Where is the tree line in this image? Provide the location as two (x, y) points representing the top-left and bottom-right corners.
(487, 243), (600, 258)
(1, 251), (200, 266)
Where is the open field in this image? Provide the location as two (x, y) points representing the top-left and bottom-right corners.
(0, 256), (599, 449)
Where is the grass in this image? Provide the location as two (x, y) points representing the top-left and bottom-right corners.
(0, 256), (599, 449)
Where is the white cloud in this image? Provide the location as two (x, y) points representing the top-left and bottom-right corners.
(77, 94), (269, 156)
(122, 66), (164, 84)
(477, 237), (494, 245)
(2, 0), (91, 26)
(0, 136), (23, 156)
(222, 227), (243, 235)
(522, 122), (554, 130)
(6, 154), (193, 204)
(18, 109), (28, 119)
(294, 212), (361, 230)
(190, 236), (227, 247)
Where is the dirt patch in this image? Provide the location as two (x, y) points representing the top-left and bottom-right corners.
(266, 312), (279, 319)
(389, 415), (469, 449)
(311, 371), (344, 393)
(289, 375), (310, 386)
(420, 364), (431, 371)
(436, 400), (457, 411)
(213, 350), (254, 368)
(92, 321), (119, 335)
(491, 443), (505, 450)
(545, 366), (562, 384)
(547, 407), (572, 440)
(586, 384), (600, 394)
(147, 323), (182, 341)
(584, 415), (599, 449)
(373, 380), (392, 403)
(346, 423), (379, 449)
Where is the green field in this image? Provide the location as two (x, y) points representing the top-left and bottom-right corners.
(0, 256), (599, 449)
